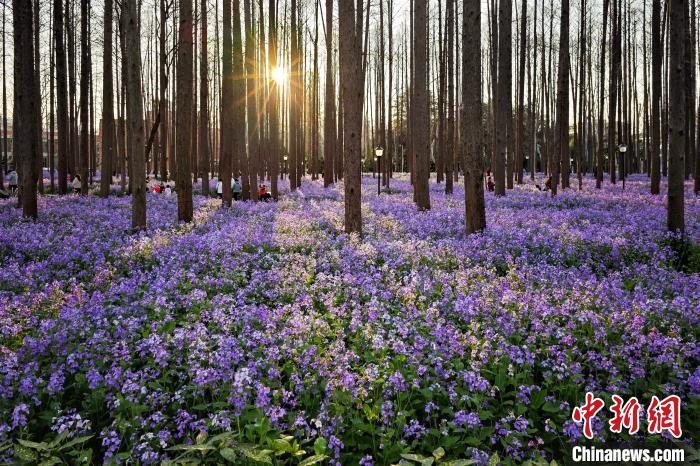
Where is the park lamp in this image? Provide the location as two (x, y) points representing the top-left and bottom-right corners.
(618, 143), (627, 153)
(375, 146), (384, 195)
(283, 155), (288, 161)
(375, 146), (384, 158)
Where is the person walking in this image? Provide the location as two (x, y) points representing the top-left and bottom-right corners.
(232, 178), (242, 201)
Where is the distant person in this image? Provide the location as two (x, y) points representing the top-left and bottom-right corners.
(487, 176), (495, 192)
(164, 184), (172, 196)
(258, 184), (271, 201)
(72, 175), (82, 194)
(232, 178), (242, 201)
(544, 175), (552, 191)
(216, 178), (223, 198)
(7, 170), (18, 194)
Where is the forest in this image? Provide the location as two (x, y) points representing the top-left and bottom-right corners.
(0, 0), (699, 464)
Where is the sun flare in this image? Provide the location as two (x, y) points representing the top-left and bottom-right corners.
(271, 66), (289, 85)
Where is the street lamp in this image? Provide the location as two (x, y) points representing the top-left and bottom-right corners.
(283, 155), (288, 179)
(375, 146), (384, 195)
(618, 144), (627, 190)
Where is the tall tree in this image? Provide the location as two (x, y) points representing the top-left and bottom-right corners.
(667, 0), (685, 232)
(55, 0), (69, 194)
(445, 0), (455, 194)
(220, 0), (233, 206)
(515, 0), (526, 184)
(244, 0), (256, 196)
(338, 0), (366, 233)
(159, 0), (169, 182)
(494, 0), (511, 195)
(79, 0), (90, 194)
(123, 0), (146, 228)
(200, 0), (210, 196)
(176, 0), (194, 221)
(323, 0), (336, 187)
(100, 0), (114, 197)
(13, 0), (38, 218)
(650, 0), (661, 194)
(413, 0), (430, 209)
(231, 0), (245, 196)
(463, 0), (485, 233)
(553, 0), (569, 194)
(596, 0), (609, 188)
(269, 0), (279, 198)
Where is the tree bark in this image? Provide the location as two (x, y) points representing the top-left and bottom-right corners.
(494, 0), (511, 195)
(176, 0), (194, 222)
(413, 0), (430, 209)
(463, 0), (485, 233)
(200, 0), (210, 196)
(650, 0), (661, 194)
(323, 0), (336, 187)
(220, 0), (233, 206)
(339, 0), (365, 233)
(553, 0), (569, 195)
(100, 0), (114, 197)
(13, 0), (38, 218)
(667, 0), (685, 233)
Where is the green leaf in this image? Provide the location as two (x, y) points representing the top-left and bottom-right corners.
(432, 447), (445, 461)
(195, 431), (208, 445)
(270, 438), (292, 453)
(313, 437), (327, 455)
(401, 453), (428, 463)
(242, 448), (273, 464)
(298, 454), (329, 466)
(13, 444), (38, 461)
(219, 448), (238, 462)
(488, 453), (501, 466)
(17, 439), (49, 451)
(443, 461), (475, 466)
(39, 457), (62, 466)
(59, 435), (95, 451)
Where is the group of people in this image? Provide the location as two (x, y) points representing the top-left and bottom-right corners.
(485, 170), (552, 192)
(216, 177), (272, 201)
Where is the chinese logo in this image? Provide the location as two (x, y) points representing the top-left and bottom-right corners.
(572, 392), (682, 440)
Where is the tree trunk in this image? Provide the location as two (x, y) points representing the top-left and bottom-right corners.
(650, 0), (661, 194)
(339, 0), (365, 233)
(445, 0), (455, 194)
(13, 0), (38, 218)
(494, 0), (511, 195)
(123, 0), (146, 228)
(54, 0), (69, 194)
(515, 0), (526, 184)
(553, 0), (569, 195)
(159, 0), (169, 182)
(667, 0), (685, 233)
(100, 0), (114, 197)
(176, 0), (194, 221)
(413, 0), (430, 209)
(323, 0), (336, 187)
(268, 0), (279, 198)
(463, 0), (485, 233)
(200, 0), (210, 196)
(220, 0), (233, 206)
(79, 0), (90, 194)
(231, 0), (245, 198)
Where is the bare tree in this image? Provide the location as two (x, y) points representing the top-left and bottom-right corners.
(176, 0), (194, 222)
(463, 0), (485, 233)
(100, 0), (115, 197)
(54, 0), (69, 194)
(200, 0), (210, 196)
(552, 0), (569, 195)
(323, 0), (336, 187)
(413, 0), (430, 209)
(667, 0), (685, 233)
(494, 0), (511, 195)
(338, 0), (366, 233)
(220, 0), (233, 206)
(13, 0), (38, 218)
(650, 0), (661, 194)
(79, 0), (90, 194)
(269, 0), (279, 198)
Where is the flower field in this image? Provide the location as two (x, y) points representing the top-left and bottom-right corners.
(1, 175), (698, 465)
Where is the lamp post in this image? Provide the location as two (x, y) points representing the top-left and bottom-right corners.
(375, 146), (384, 195)
(283, 155), (288, 179)
(618, 144), (627, 190)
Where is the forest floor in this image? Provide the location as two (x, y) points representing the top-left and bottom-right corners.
(0, 174), (698, 465)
